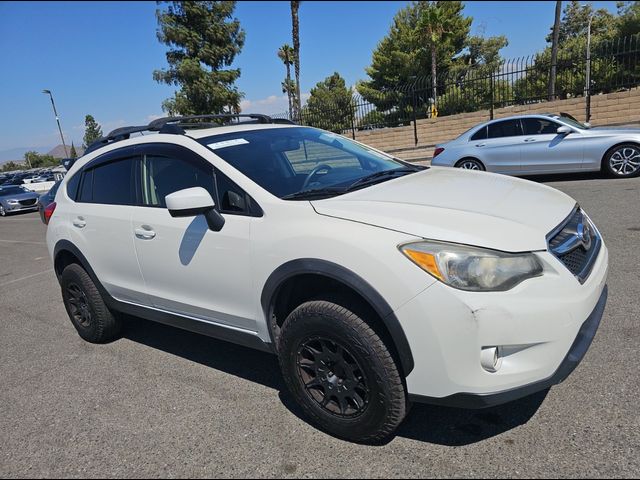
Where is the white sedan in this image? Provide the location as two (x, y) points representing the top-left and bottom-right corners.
(432, 113), (640, 178)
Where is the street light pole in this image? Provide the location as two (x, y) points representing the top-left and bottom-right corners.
(42, 89), (69, 158)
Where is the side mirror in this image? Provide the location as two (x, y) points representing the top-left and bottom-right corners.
(557, 126), (573, 135)
(165, 187), (225, 232)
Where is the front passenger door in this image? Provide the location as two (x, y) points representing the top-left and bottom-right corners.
(131, 144), (258, 332)
(519, 118), (584, 173)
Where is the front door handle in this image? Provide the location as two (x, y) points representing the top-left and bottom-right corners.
(72, 217), (86, 228)
(134, 226), (156, 240)
(524, 138), (537, 142)
(475, 143), (486, 147)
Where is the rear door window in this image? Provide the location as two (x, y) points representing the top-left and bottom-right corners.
(487, 120), (523, 139)
(91, 158), (136, 205)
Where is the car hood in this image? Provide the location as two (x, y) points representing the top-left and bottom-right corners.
(0, 191), (39, 201)
(311, 167), (576, 252)
(586, 127), (640, 135)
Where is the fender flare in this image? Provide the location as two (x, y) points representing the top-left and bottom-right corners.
(261, 258), (415, 376)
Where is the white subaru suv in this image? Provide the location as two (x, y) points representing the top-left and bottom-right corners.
(46, 114), (608, 443)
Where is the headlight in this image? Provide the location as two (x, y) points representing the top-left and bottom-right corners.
(400, 241), (543, 291)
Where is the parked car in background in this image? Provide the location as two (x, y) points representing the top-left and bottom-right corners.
(432, 113), (640, 178)
(38, 180), (61, 224)
(0, 185), (40, 216)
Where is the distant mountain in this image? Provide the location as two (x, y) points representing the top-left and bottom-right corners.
(0, 146), (53, 164)
(47, 144), (85, 159)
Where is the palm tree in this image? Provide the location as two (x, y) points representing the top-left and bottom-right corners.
(549, 0), (563, 100)
(291, 1), (301, 120)
(278, 44), (295, 118)
(418, 3), (450, 107)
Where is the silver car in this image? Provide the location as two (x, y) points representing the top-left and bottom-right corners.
(0, 185), (40, 217)
(432, 113), (640, 178)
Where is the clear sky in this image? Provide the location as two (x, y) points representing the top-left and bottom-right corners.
(0, 0), (619, 158)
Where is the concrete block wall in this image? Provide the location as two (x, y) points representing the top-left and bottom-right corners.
(344, 87), (640, 161)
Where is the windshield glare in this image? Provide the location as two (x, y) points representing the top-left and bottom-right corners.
(0, 186), (28, 196)
(199, 127), (412, 198)
(556, 116), (589, 129)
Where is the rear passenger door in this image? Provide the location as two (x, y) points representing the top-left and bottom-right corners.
(471, 119), (524, 174)
(66, 148), (148, 304)
(130, 143), (258, 332)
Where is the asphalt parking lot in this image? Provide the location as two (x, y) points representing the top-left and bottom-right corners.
(0, 173), (639, 478)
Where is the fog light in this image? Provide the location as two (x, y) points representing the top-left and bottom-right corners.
(481, 346), (502, 373)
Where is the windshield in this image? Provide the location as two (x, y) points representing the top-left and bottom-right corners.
(554, 114), (589, 129)
(0, 186), (28, 196)
(199, 127), (422, 199)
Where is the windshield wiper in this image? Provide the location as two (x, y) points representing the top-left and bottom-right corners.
(344, 167), (419, 192)
(281, 187), (346, 200)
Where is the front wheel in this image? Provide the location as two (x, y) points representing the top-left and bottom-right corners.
(603, 144), (640, 178)
(0, 204), (6, 216)
(278, 300), (407, 443)
(455, 158), (485, 171)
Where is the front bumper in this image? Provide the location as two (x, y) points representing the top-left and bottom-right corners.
(409, 285), (607, 408)
(4, 202), (39, 213)
(398, 242), (609, 406)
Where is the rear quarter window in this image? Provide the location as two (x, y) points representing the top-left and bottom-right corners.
(470, 126), (487, 141)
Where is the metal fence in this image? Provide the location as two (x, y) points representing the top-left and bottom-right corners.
(272, 34), (640, 142)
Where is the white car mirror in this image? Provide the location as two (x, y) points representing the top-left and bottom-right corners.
(557, 126), (573, 135)
(165, 187), (225, 232)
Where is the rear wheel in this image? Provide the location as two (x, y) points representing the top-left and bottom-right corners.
(278, 299), (407, 443)
(60, 264), (122, 343)
(455, 158), (485, 171)
(603, 143), (640, 178)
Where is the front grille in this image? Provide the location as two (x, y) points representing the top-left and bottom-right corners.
(547, 207), (601, 283)
(19, 199), (37, 206)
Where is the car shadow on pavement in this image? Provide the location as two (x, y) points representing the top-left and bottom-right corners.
(524, 171), (609, 183)
(123, 316), (547, 447)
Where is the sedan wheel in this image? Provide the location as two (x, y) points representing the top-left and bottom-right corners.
(456, 159), (484, 171)
(606, 144), (640, 177)
(0, 205), (5, 217)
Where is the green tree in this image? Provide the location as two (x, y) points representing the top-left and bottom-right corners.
(1, 161), (22, 173)
(23, 151), (57, 169)
(515, 1), (620, 102)
(291, 1), (302, 120)
(439, 34), (509, 115)
(153, 1), (245, 115)
(69, 142), (78, 159)
(358, 1), (471, 107)
(416, 1), (471, 104)
(278, 44), (296, 118)
(302, 72), (354, 133)
(83, 115), (103, 149)
(617, 1), (640, 37)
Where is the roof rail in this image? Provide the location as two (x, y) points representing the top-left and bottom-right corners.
(148, 113), (274, 132)
(85, 113), (285, 155)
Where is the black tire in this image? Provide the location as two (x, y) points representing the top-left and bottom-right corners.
(278, 299), (407, 443)
(455, 158), (485, 171)
(602, 143), (640, 178)
(60, 263), (122, 343)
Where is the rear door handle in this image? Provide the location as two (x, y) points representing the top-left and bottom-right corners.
(135, 226), (156, 240)
(72, 217), (86, 228)
(524, 138), (537, 142)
